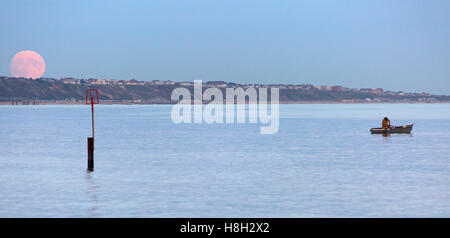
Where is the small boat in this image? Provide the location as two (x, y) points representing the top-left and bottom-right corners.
(370, 124), (414, 134)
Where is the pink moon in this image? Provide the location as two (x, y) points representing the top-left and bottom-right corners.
(10, 50), (46, 79)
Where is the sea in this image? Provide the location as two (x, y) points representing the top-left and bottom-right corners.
(0, 103), (449, 217)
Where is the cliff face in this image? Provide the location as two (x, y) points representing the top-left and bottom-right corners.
(0, 78), (175, 102)
(1, 77), (447, 103)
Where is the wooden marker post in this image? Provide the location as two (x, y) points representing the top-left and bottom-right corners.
(87, 137), (94, 171)
(86, 89), (99, 171)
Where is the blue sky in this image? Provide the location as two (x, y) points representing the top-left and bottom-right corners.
(1, 0), (449, 94)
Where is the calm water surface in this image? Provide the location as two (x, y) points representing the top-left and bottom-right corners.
(0, 104), (449, 217)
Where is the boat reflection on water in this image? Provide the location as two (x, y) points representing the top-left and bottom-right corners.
(379, 132), (414, 139)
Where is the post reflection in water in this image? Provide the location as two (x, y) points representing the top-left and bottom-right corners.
(85, 172), (100, 217)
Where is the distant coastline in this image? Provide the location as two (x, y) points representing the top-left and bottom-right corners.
(2, 100), (450, 106)
(1, 76), (449, 105)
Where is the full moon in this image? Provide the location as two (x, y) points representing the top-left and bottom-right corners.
(10, 50), (46, 79)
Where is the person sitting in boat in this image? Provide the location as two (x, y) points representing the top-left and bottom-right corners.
(382, 117), (391, 129)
